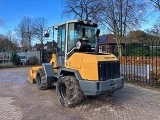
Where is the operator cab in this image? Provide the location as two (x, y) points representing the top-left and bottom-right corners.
(44, 20), (99, 67)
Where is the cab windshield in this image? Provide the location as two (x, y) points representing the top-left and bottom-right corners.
(75, 24), (96, 42)
(67, 23), (97, 52)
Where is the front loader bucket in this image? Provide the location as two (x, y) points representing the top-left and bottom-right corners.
(28, 66), (42, 83)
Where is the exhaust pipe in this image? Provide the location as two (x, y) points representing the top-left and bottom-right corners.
(95, 29), (100, 54)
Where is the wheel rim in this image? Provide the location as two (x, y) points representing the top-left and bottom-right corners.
(37, 74), (41, 85)
(41, 77), (45, 84)
(60, 83), (67, 100)
(40, 69), (46, 84)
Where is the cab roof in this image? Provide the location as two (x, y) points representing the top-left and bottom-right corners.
(53, 20), (97, 29)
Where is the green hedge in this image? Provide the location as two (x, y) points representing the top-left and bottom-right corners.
(123, 43), (160, 56)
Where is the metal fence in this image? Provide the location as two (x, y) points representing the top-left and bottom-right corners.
(0, 52), (11, 63)
(102, 42), (160, 87)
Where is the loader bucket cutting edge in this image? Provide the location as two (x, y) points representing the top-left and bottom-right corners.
(28, 66), (42, 83)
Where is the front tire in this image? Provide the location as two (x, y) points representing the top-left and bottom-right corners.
(56, 76), (84, 107)
(36, 68), (48, 90)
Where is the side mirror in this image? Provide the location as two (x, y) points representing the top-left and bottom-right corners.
(96, 29), (100, 37)
(44, 29), (50, 37)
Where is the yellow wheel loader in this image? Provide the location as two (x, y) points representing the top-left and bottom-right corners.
(28, 20), (124, 107)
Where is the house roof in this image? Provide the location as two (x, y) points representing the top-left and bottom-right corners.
(52, 40), (57, 46)
(33, 43), (44, 50)
(99, 34), (127, 45)
(44, 40), (57, 49)
(33, 43), (41, 48)
(44, 41), (52, 48)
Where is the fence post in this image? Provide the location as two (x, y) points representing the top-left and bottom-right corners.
(147, 64), (152, 80)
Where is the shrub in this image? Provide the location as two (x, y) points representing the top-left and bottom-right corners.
(123, 43), (160, 56)
(130, 47), (149, 56)
(150, 69), (160, 83)
(10, 51), (20, 66)
(150, 47), (160, 56)
(27, 56), (39, 65)
(0, 62), (14, 69)
(123, 43), (142, 56)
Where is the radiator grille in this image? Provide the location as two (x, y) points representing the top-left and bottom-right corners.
(98, 61), (120, 81)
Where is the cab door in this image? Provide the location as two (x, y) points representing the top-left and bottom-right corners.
(57, 25), (66, 67)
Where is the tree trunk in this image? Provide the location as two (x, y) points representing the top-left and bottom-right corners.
(116, 35), (122, 58)
(117, 44), (122, 58)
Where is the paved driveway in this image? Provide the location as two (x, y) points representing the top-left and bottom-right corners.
(0, 67), (160, 120)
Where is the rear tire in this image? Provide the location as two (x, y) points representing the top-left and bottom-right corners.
(36, 68), (48, 90)
(56, 76), (84, 107)
(107, 91), (114, 96)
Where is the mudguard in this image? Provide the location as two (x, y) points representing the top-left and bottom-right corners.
(42, 63), (55, 85)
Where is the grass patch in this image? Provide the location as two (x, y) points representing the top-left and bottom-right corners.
(0, 62), (16, 69)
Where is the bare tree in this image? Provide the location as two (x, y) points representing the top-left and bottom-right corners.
(146, 21), (160, 42)
(16, 17), (33, 51)
(0, 36), (18, 51)
(151, 24), (160, 35)
(151, 0), (160, 10)
(62, 0), (147, 56)
(16, 22), (25, 49)
(99, 0), (146, 56)
(62, 0), (103, 21)
(32, 17), (47, 44)
(16, 17), (49, 50)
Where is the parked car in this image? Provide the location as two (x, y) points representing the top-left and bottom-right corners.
(19, 56), (27, 65)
